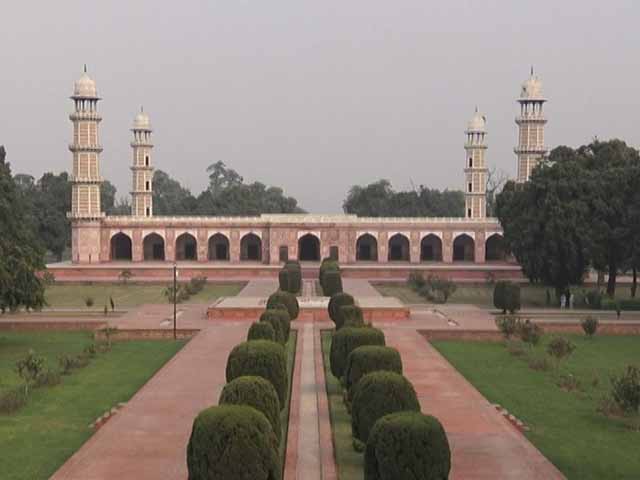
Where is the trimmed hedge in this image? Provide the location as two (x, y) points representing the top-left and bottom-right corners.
(364, 411), (451, 480)
(219, 375), (282, 442)
(493, 281), (521, 313)
(601, 298), (640, 311)
(248, 322), (276, 342)
(328, 292), (355, 329)
(330, 326), (386, 380)
(278, 269), (291, 293)
(186, 404), (280, 480)
(226, 340), (288, 407)
(323, 270), (343, 297)
(284, 261), (302, 294)
(344, 346), (403, 400)
(351, 371), (420, 444)
(320, 258), (340, 291)
(340, 304), (365, 328)
(260, 310), (286, 344)
(267, 290), (299, 320)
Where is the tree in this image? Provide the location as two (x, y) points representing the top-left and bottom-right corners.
(485, 166), (508, 217)
(206, 161), (243, 195)
(152, 170), (198, 215)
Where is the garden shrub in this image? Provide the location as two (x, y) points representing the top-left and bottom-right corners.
(351, 371), (420, 444)
(344, 346), (403, 401)
(226, 340), (288, 407)
(493, 281), (508, 313)
(495, 315), (518, 339)
(34, 368), (62, 388)
(267, 290), (299, 320)
(278, 268), (291, 293)
(266, 303), (291, 341)
(340, 305), (365, 328)
(260, 310), (286, 344)
(581, 315), (599, 337)
(330, 327), (386, 380)
(518, 319), (542, 347)
(219, 375), (282, 442)
(365, 411), (451, 480)
(319, 259), (340, 291)
(323, 270), (343, 297)
(408, 271), (426, 290)
(248, 321), (276, 342)
(186, 404), (280, 480)
(0, 385), (28, 414)
(15, 349), (45, 391)
(185, 276), (207, 296)
(328, 292), (355, 329)
(419, 275), (457, 303)
(610, 365), (640, 414)
(546, 337), (576, 368)
(504, 282), (521, 313)
(601, 298), (640, 311)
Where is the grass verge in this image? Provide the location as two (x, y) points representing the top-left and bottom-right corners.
(280, 330), (297, 465)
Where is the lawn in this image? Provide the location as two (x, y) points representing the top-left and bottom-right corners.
(280, 330), (297, 465)
(0, 331), (186, 480)
(432, 335), (640, 480)
(43, 281), (245, 309)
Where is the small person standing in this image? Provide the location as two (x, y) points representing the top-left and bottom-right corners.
(560, 294), (566, 309)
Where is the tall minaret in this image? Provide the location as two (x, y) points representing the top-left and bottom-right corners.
(68, 66), (103, 219)
(464, 108), (488, 219)
(130, 108), (154, 217)
(515, 68), (547, 183)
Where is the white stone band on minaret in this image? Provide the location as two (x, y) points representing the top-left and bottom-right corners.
(464, 108), (488, 219)
(130, 107), (154, 217)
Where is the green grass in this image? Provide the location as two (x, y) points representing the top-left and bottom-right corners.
(321, 330), (362, 480)
(0, 331), (186, 480)
(432, 335), (640, 480)
(280, 331), (297, 465)
(43, 282), (245, 309)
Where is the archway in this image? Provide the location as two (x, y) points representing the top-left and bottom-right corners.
(176, 233), (198, 261)
(388, 234), (410, 262)
(356, 234), (378, 262)
(298, 234), (320, 261)
(240, 233), (262, 261)
(110, 233), (132, 261)
(421, 234), (443, 262)
(208, 234), (230, 261)
(143, 233), (165, 261)
(453, 234), (475, 262)
(485, 234), (507, 261)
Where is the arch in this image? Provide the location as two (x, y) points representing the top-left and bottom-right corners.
(356, 234), (378, 262)
(143, 233), (165, 261)
(388, 233), (410, 262)
(208, 233), (230, 261)
(485, 233), (507, 262)
(453, 234), (475, 262)
(421, 234), (443, 262)
(240, 233), (262, 262)
(298, 233), (320, 261)
(176, 233), (198, 261)
(110, 232), (132, 261)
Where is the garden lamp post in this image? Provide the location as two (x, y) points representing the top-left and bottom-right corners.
(173, 262), (177, 340)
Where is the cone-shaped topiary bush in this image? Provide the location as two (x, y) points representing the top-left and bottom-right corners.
(267, 290), (299, 320)
(340, 304), (365, 328)
(365, 411), (451, 480)
(319, 258), (340, 291)
(330, 326), (386, 380)
(344, 345), (403, 401)
(351, 371), (420, 444)
(278, 268), (291, 293)
(260, 310), (286, 344)
(226, 340), (288, 407)
(323, 270), (343, 297)
(248, 321), (276, 342)
(328, 292), (355, 329)
(219, 375), (282, 443)
(284, 261), (302, 294)
(186, 404), (281, 480)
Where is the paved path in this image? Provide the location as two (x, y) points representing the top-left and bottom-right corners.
(237, 278), (278, 297)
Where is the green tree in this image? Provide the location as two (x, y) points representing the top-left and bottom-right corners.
(152, 169), (198, 215)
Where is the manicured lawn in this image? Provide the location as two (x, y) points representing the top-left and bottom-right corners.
(432, 335), (640, 480)
(321, 330), (362, 480)
(280, 331), (297, 464)
(44, 282), (245, 309)
(0, 331), (186, 480)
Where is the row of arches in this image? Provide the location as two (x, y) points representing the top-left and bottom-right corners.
(110, 231), (506, 262)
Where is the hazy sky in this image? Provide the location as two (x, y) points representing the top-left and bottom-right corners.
(1, 1), (639, 212)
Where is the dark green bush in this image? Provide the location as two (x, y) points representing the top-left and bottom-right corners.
(328, 292), (355, 329)
(285, 261), (302, 294)
(601, 298), (640, 311)
(408, 271), (426, 290)
(323, 270), (343, 297)
(185, 276), (207, 296)
(351, 371), (420, 444)
(248, 322), (276, 342)
(493, 281), (508, 312)
(518, 319), (542, 347)
(320, 259), (340, 291)
(186, 404), (280, 480)
(0, 385), (28, 414)
(610, 365), (640, 414)
(278, 268), (291, 293)
(344, 346), (403, 401)
(581, 315), (599, 337)
(219, 375), (282, 442)
(260, 310), (286, 344)
(226, 340), (288, 407)
(495, 315), (518, 339)
(365, 411), (451, 480)
(586, 289), (603, 309)
(270, 308), (291, 341)
(330, 327), (386, 380)
(34, 368), (62, 388)
(267, 290), (299, 320)
(340, 305), (365, 328)
(504, 282), (521, 313)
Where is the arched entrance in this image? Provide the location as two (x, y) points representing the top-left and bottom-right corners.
(298, 234), (320, 261)
(240, 233), (262, 261)
(485, 234), (507, 261)
(420, 234), (442, 262)
(208, 234), (230, 261)
(453, 234), (475, 262)
(388, 234), (410, 262)
(356, 234), (378, 262)
(110, 233), (132, 261)
(143, 233), (165, 261)
(176, 233), (198, 261)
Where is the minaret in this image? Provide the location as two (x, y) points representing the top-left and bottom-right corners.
(464, 108), (487, 219)
(515, 68), (547, 182)
(68, 66), (103, 219)
(130, 108), (154, 217)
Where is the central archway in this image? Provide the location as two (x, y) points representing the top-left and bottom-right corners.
(240, 233), (262, 261)
(208, 234), (230, 261)
(143, 233), (165, 261)
(485, 234), (507, 261)
(388, 234), (410, 262)
(176, 233), (198, 261)
(453, 234), (475, 262)
(110, 233), (132, 261)
(356, 234), (378, 262)
(298, 234), (320, 261)
(420, 234), (442, 262)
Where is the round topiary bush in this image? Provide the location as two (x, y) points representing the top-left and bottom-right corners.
(344, 345), (403, 401)
(330, 326), (386, 380)
(247, 321), (276, 342)
(186, 404), (281, 480)
(340, 304), (365, 328)
(226, 340), (288, 407)
(351, 371), (420, 444)
(278, 268), (292, 293)
(364, 411), (451, 480)
(268, 307), (290, 342)
(260, 310), (286, 344)
(218, 375), (282, 442)
(328, 292), (355, 329)
(267, 290), (299, 320)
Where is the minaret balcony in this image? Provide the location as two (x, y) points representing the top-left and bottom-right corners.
(69, 111), (102, 121)
(69, 143), (103, 153)
(130, 165), (154, 171)
(464, 143), (488, 149)
(514, 146), (548, 154)
(67, 211), (105, 220)
(130, 141), (154, 148)
(515, 115), (547, 124)
(70, 175), (104, 183)
(131, 190), (153, 195)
